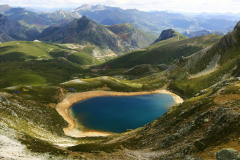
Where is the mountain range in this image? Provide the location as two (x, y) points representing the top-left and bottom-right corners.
(0, 4), (238, 35)
(72, 4), (237, 35)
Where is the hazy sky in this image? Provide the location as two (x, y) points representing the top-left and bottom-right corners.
(0, 0), (240, 13)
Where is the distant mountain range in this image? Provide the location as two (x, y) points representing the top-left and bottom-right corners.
(183, 30), (224, 38)
(0, 4), (81, 31)
(0, 4), (238, 35)
(71, 4), (238, 35)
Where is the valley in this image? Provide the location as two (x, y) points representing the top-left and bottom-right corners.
(0, 3), (240, 160)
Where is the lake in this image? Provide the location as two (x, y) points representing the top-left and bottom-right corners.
(70, 93), (176, 133)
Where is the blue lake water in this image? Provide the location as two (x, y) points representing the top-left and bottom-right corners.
(70, 93), (176, 133)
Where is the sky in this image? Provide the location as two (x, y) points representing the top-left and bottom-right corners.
(0, 0), (240, 13)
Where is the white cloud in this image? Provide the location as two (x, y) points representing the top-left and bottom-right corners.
(0, 0), (240, 13)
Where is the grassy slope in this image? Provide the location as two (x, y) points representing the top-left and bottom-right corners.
(102, 34), (222, 69)
(0, 41), (97, 64)
(168, 28), (240, 98)
(0, 41), (100, 88)
(56, 43), (117, 62)
(0, 59), (83, 88)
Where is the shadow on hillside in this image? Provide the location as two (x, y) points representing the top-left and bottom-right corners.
(0, 52), (35, 62)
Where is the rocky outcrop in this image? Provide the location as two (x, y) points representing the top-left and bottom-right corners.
(216, 148), (240, 160)
(153, 29), (177, 43)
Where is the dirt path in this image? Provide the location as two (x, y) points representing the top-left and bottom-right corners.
(190, 54), (221, 79)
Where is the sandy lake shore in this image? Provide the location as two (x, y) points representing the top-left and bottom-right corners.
(56, 90), (184, 138)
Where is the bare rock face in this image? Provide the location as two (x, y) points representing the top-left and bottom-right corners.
(153, 29), (177, 43)
(216, 148), (240, 160)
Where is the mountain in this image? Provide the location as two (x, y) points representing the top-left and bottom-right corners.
(153, 29), (186, 43)
(72, 4), (237, 35)
(107, 23), (156, 49)
(0, 14), (39, 42)
(38, 16), (122, 52)
(38, 16), (156, 55)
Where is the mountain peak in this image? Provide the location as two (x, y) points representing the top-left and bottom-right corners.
(154, 29), (178, 43)
(80, 15), (90, 20)
(76, 16), (95, 25)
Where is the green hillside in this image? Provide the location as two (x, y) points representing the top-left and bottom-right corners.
(101, 34), (222, 69)
(0, 41), (100, 88)
(152, 28), (187, 44)
(0, 41), (97, 64)
(0, 59), (82, 88)
(168, 23), (240, 98)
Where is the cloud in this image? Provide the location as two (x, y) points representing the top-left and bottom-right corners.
(0, 0), (239, 13)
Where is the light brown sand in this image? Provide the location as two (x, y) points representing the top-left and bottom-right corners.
(56, 90), (183, 138)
